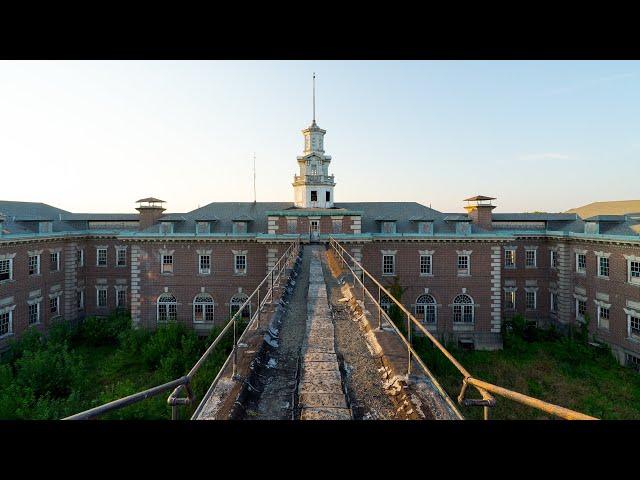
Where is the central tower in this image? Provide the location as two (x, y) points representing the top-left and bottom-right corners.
(293, 74), (335, 208)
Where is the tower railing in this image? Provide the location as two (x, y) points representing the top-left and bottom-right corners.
(64, 238), (301, 420)
(328, 236), (597, 420)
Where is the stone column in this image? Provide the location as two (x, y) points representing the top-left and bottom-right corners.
(556, 241), (573, 324)
(63, 242), (78, 322)
(490, 246), (501, 333)
(130, 245), (142, 327)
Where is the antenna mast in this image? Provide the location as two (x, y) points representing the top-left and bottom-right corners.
(253, 152), (256, 203)
(313, 72), (316, 123)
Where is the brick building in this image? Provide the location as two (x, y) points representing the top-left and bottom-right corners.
(1, 118), (639, 370)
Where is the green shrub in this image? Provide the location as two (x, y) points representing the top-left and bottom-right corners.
(79, 312), (131, 346)
(140, 323), (201, 373)
(47, 320), (79, 347)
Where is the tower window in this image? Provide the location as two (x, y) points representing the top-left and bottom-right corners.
(326, 191), (330, 202)
(311, 191), (318, 202)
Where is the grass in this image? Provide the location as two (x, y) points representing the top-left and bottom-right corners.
(412, 327), (640, 420)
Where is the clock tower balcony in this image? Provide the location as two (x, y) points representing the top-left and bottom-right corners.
(292, 174), (335, 186)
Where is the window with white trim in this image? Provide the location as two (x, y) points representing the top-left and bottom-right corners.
(77, 249), (84, 267)
(157, 293), (177, 322)
(0, 310), (12, 337)
(550, 292), (558, 313)
(598, 256), (609, 278)
(380, 294), (391, 314)
(597, 305), (610, 330)
(415, 294), (436, 324)
(576, 298), (587, 322)
(161, 254), (174, 274)
(504, 290), (516, 310)
(628, 260), (640, 286)
(627, 353), (640, 372)
(28, 302), (40, 325)
(116, 289), (127, 309)
(97, 248), (107, 267)
(50, 296), (60, 317)
(452, 294), (474, 323)
(629, 314), (640, 340)
(419, 255), (432, 275)
(193, 294), (214, 323)
(504, 249), (516, 268)
(50, 252), (59, 272)
(77, 290), (84, 310)
(28, 254), (40, 275)
(576, 253), (586, 274)
(457, 255), (470, 276)
(234, 254), (247, 275)
(199, 254), (211, 275)
(382, 254), (395, 275)
(97, 287), (108, 308)
(230, 293), (250, 320)
(116, 248), (127, 267)
(525, 249), (537, 268)
(526, 290), (537, 310)
(0, 258), (12, 282)
(550, 250), (558, 269)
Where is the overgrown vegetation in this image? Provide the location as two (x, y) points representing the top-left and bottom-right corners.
(0, 312), (234, 420)
(412, 314), (640, 420)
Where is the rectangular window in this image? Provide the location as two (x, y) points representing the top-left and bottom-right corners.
(50, 252), (60, 271)
(199, 254), (211, 275)
(117, 248), (127, 267)
(194, 303), (214, 323)
(0, 311), (12, 337)
(504, 291), (515, 310)
(627, 353), (640, 372)
(28, 302), (40, 325)
(161, 255), (173, 274)
(233, 222), (248, 234)
(629, 260), (640, 285)
(28, 254), (40, 275)
(116, 289), (126, 308)
(418, 222), (432, 234)
(457, 255), (470, 275)
(50, 296), (60, 316)
(287, 218), (297, 234)
(326, 191), (331, 202)
(526, 290), (536, 310)
(77, 249), (84, 267)
(381, 222), (396, 234)
(419, 255), (432, 275)
(598, 256), (609, 278)
(0, 258), (12, 281)
(234, 254), (247, 274)
(598, 305), (610, 330)
(504, 249), (515, 268)
(453, 305), (474, 323)
(97, 288), (107, 308)
(550, 292), (558, 313)
(629, 314), (640, 339)
(310, 191), (318, 202)
(196, 222), (210, 234)
(382, 255), (395, 275)
(97, 248), (107, 266)
(576, 253), (586, 274)
(39, 221), (52, 234)
(525, 250), (537, 268)
(160, 222), (173, 234)
(416, 304), (436, 324)
(550, 250), (558, 269)
(576, 299), (587, 321)
(77, 290), (84, 310)
(332, 219), (342, 234)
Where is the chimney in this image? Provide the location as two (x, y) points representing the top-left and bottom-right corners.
(0, 212), (4, 236)
(463, 195), (496, 230)
(135, 197), (166, 230)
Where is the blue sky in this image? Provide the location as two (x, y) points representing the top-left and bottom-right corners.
(0, 60), (637, 213)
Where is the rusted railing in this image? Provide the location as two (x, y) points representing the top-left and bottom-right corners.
(64, 238), (300, 420)
(328, 237), (597, 420)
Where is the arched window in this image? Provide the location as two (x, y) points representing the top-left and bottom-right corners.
(157, 293), (177, 323)
(415, 294), (437, 324)
(380, 294), (392, 314)
(452, 294), (474, 323)
(230, 293), (251, 320)
(193, 293), (214, 323)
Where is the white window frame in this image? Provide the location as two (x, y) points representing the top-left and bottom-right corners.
(415, 294), (437, 325)
(628, 313), (640, 341)
(597, 303), (610, 330)
(452, 294), (475, 324)
(382, 254), (395, 276)
(0, 257), (13, 282)
(193, 294), (214, 323)
(157, 294), (178, 323)
(29, 254), (41, 275)
(50, 296), (60, 317)
(116, 247), (127, 267)
(199, 254), (211, 275)
(96, 286), (108, 308)
(504, 289), (516, 310)
(161, 254), (174, 274)
(419, 254), (432, 276)
(28, 301), (40, 325)
(525, 289), (537, 310)
(0, 308), (13, 338)
(504, 248), (516, 269)
(576, 253), (586, 274)
(575, 297), (587, 322)
(77, 289), (85, 310)
(457, 255), (470, 276)
(525, 249), (537, 268)
(230, 294), (250, 319)
(77, 248), (84, 267)
(50, 251), (60, 272)
(97, 247), (108, 267)
(115, 288), (127, 309)
(626, 257), (640, 286)
(234, 254), (247, 275)
(597, 256), (609, 278)
(550, 250), (558, 269)
(550, 291), (558, 314)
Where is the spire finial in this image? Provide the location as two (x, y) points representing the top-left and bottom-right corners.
(312, 72), (316, 124)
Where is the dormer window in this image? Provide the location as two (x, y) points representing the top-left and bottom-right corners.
(381, 222), (396, 234)
(196, 222), (210, 234)
(418, 222), (433, 234)
(39, 221), (52, 234)
(160, 222), (173, 234)
(233, 221), (247, 234)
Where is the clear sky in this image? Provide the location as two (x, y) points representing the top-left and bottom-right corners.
(0, 60), (638, 214)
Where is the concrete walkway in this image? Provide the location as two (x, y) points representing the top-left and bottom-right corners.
(298, 247), (351, 420)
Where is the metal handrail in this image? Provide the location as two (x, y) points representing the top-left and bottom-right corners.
(328, 237), (597, 420)
(64, 238), (300, 420)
